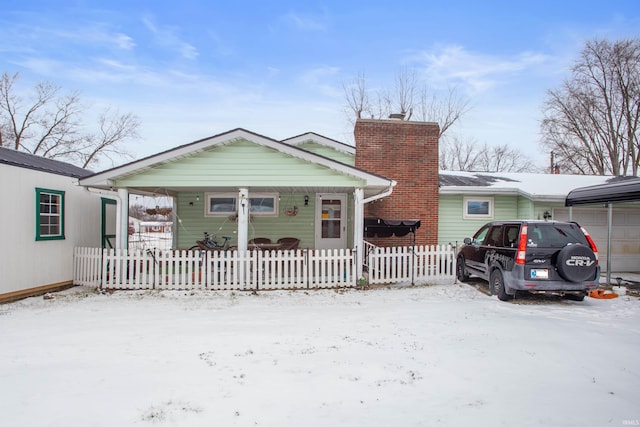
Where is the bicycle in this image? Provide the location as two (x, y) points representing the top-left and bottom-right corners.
(189, 232), (232, 251)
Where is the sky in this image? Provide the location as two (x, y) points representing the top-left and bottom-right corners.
(1, 0), (639, 170)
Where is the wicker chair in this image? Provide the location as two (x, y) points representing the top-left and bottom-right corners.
(277, 237), (300, 250)
(249, 237), (272, 245)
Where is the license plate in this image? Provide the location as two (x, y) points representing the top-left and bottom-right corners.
(530, 269), (549, 279)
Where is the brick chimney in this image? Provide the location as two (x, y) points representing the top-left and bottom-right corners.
(355, 118), (440, 246)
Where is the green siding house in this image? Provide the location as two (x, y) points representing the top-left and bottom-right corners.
(79, 129), (395, 271)
(438, 171), (640, 272)
(78, 126), (640, 274)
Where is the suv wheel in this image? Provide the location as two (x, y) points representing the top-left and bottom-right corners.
(556, 244), (597, 282)
(490, 269), (511, 301)
(456, 256), (470, 282)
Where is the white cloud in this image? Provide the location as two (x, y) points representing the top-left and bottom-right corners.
(298, 65), (341, 98)
(141, 16), (199, 60)
(411, 45), (551, 94)
(114, 32), (135, 50)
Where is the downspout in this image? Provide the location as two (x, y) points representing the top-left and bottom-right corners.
(356, 181), (396, 283)
(353, 189), (364, 282)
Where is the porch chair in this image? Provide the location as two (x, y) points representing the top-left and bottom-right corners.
(249, 237), (272, 245)
(277, 237), (300, 250)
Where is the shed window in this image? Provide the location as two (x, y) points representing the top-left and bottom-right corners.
(463, 197), (493, 219)
(36, 188), (65, 240)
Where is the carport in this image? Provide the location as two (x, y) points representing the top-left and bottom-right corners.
(565, 177), (640, 285)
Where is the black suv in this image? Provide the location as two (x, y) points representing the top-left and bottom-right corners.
(456, 220), (600, 301)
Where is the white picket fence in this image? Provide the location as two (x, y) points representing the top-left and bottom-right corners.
(74, 244), (455, 291)
(366, 244), (456, 285)
(74, 247), (356, 290)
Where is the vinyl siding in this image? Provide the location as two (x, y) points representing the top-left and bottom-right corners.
(176, 191), (354, 249)
(438, 194), (520, 245)
(116, 140), (364, 188)
(295, 142), (355, 166)
(176, 191), (317, 249)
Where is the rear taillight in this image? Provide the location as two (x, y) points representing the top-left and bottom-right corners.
(580, 226), (599, 264)
(516, 224), (528, 265)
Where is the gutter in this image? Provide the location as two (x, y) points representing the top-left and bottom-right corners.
(363, 180), (397, 204)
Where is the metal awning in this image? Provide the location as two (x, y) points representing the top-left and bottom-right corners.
(364, 218), (421, 238)
(565, 177), (640, 206)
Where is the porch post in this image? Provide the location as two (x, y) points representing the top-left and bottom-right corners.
(354, 188), (364, 280)
(237, 188), (249, 251)
(116, 188), (129, 249)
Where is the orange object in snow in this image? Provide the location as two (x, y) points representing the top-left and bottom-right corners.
(588, 289), (619, 299)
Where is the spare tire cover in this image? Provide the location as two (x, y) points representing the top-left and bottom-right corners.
(556, 244), (597, 282)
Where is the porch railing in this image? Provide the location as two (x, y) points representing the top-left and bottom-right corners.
(74, 244), (455, 291)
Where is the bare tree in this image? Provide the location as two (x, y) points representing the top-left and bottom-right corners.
(440, 135), (534, 172)
(342, 71), (369, 120)
(0, 72), (140, 168)
(541, 38), (640, 175)
(415, 86), (471, 137)
(343, 69), (470, 139)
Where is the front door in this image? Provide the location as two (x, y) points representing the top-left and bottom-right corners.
(315, 193), (347, 250)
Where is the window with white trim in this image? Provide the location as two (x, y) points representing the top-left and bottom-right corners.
(205, 193), (237, 216)
(463, 196), (493, 219)
(205, 192), (279, 217)
(249, 194), (278, 216)
(36, 188), (65, 240)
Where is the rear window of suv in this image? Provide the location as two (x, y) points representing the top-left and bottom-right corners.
(527, 223), (588, 248)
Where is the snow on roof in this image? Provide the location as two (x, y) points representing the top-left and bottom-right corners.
(438, 171), (627, 201)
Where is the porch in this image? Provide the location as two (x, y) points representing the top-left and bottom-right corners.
(74, 244), (456, 291)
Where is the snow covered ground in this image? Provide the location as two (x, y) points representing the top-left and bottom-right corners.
(1, 283), (639, 427)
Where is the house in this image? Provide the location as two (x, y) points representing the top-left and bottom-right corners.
(0, 147), (112, 302)
(78, 117), (640, 276)
(438, 171), (640, 272)
(77, 126), (402, 282)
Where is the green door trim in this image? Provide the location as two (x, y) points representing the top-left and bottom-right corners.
(101, 198), (117, 249)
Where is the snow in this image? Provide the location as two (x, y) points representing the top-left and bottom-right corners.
(439, 170), (616, 199)
(1, 284), (639, 426)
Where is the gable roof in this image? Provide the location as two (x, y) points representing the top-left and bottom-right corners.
(439, 171), (631, 202)
(80, 128), (393, 195)
(281, 132), (355, 155)
(0, 146), (92, 178)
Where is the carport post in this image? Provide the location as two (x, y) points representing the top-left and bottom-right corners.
(606, 203), (612, 285)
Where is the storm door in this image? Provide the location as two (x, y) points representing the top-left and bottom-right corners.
(315, 193), (347, 249)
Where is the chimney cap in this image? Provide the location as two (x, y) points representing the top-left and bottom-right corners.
(389, 113), (405, 120)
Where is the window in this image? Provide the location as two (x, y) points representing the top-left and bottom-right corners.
(36, 188), (65, 240)
(471, 224), (490, 244)
(205, 192), (278, 217)
(463, 197), (494, 219)
(205, 193), (237, 216)
(485, 226), (503, 247)
(249, 194), (278, 216)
